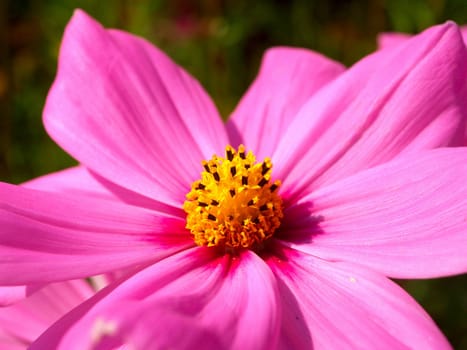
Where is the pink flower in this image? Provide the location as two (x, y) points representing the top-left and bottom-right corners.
(1, 10), (467, 349)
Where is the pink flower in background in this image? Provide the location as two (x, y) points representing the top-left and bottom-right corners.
(1, 10), (467, 349)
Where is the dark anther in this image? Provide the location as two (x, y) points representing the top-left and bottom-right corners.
(196, 183), (206, 190)
(211, 200), (219, 206)
(270, 184), (278, 192)
(198, 202), (208, 207)
(207, 214), (217, 221)
(247, 199), (254, 206)
(226, 149), (234, 161)
(258, 178), (268, 187)
(230, 166), (237, 176)
(203, 164), (210, 173)
(229, 189), (236, 197)
(245, 164), (251, 169)
(239, 151), (246, 159)
(259, 204), (268, 211)
(261, 163), (270, 175)
(213, 172), (220, 181)
(252, 217), (260, 224)
(242, 176), (248, 186)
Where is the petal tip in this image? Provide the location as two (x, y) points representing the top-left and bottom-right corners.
(435, 20), (463, 43)
(70, 8), (93, 24)
(66, 8), (104, 37)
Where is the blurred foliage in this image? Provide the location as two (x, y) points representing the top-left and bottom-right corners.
(0, 0), (466, 347)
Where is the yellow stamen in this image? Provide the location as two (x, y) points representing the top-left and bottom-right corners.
(184, 145), (283, 250)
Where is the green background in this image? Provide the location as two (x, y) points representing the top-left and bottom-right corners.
(0, 0), (466, 347)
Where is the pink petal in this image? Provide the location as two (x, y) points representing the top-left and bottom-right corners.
(377, 32), (412, 49)
(227, 47), (344, 160)
(377, 27), (467, 147)
(23, 166), (182, 214)
(0, 280), (93, 348)
(0, 285), (41, 306)
(266, 249), (451, 350)
(273, 22), (467, 202)
(44, 10), (228, 207)
(285, 148), (467, 278)
(89, 300), (224, 349)
(23, 166), (118, 201)
(462, 26), (467, 43)
(32, 248), (281, 350)
(0, 182), (192, 285)
(378, 26), (467, 48)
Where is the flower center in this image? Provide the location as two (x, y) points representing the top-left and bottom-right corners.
(184, 145), (283, 250)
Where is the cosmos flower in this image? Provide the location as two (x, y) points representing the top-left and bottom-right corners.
(1, 10), (467, 349)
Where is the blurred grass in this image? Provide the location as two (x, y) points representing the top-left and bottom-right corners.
(0, 0), (466, 347)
